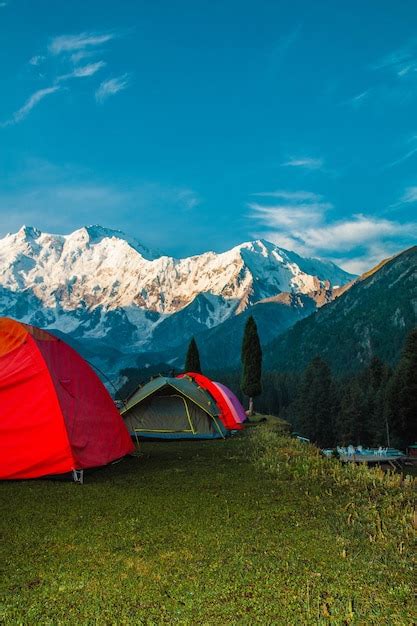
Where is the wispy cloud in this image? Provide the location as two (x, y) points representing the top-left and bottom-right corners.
(345, 40), (417, 110)
(2, 30), (130, 126)
(372, 39), (417, 77)
(95, 74), (130, 103)
(383, 135), (417, 169)
(252, 190), (323, 201)
(249, 189), (417, 272)
(177, 189), (201, 210)
(57, 61), (106, 82)
(400, 186), (417, 203)
(1, 86), (61, 127)
(49, 32), (116, 55)
(29, 55), (45, 66)
(0, 2), (8, 7)
(281, 157), (323, 170)
(347, 90), (370, 109)
(3, 59), (106, 126)
(69, 50), (98, 64)
(249, 190), (330, 232)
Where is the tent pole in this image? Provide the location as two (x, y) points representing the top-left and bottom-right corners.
(183, 398), (196, 434)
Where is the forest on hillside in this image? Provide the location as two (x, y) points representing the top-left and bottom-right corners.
(219, 327), (417, 449)
(119, 327), (417, 449)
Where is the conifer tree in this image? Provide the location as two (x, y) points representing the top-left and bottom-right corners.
(385, 328), (417, 446)
(366, 357), (391, 445)
(293, 357), (335, 447)
(337, 378), (369, 445)
(241, 316), (262, 415)
(184, 337), (202, 373)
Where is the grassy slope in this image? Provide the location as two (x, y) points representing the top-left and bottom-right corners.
(0, 423), (415, 625)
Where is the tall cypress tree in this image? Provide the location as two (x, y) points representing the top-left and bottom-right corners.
(184, 337), (202, 373)
(241, 315), (262, 415)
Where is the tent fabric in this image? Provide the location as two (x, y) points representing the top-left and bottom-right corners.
(122, 376), (226, 439)
(0, 317), (134, 479)
(212, 382), (247, 424)
(178, 373), (245, 430)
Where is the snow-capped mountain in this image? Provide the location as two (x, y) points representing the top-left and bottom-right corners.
(0, 225), (355, 372)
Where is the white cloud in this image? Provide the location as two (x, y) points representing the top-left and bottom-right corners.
(69, 50), (98, 64)
(95, 74), (130, 103)
(348, 90), (369, 108)
(5, 29), (127, 124)
(57, 61), (106, 82)
(249, 189), (417, 273)
(176, 189), (201, 210)
(1, 86), (61, 126)
(249, 190), (330, 230)
(373, 40), (417, 76)
(305, 215), (408, 252)
(384, 141), (417, 169)
(29, 55), (45, 66)
(281, 157), (323, 170)
(249, 202), (329, 229)
(400, 186), (417, 203)
(49, 32), (115, 55)
(252, 190), (323, 202)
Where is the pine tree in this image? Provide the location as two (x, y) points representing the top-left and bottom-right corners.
(337, 378), (369, 445)
(385, 328), (417, 447)
(241, 316), (262, 415)
(366, 357), (391, 445)
(293, 357), (335, 447)
(184, 337), (202, 373)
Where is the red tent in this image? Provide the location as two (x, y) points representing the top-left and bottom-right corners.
(178, 372), (244, 431)
(0, 318), (134, 480)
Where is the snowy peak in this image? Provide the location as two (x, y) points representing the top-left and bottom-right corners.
(0, 226), (355, 315)
(17, 225), (42, 240)
(0, 225), (356, 355)
(71, 225), (159, 260)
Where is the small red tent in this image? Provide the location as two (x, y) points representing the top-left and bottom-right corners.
(0, 318), (134, 480)
(178, 372), (244, 431)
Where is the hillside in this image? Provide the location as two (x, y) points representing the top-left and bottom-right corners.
(265, 246), (417, 374)
(1, 425), (414, 624)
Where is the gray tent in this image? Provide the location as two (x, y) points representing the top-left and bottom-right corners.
(122, 376), (226, 439)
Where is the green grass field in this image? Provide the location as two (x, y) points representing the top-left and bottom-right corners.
(1, 420), (415, 625)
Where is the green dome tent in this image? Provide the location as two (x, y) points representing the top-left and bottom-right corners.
(122, 376), (226, 439)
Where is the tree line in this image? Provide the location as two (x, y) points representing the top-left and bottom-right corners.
(119, 317), (416, 449)
(218, 327), (417, 449)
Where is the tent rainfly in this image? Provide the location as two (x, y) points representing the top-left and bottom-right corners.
(122, 376), (226, 439)
(178, 373), (247, 430)
(0, 317), (134, 480)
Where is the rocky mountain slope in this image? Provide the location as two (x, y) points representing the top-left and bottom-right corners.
(0, 225), (354, 370)
(264, 246), (417, 374)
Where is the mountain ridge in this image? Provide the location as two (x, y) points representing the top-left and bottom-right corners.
(264, 245), (417, 374)
(0, 224), (359, 381)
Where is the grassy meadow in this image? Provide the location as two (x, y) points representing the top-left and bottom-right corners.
(1, 419), (416, 625)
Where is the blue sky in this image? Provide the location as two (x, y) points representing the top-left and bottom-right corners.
(1, 0), (417, 272)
